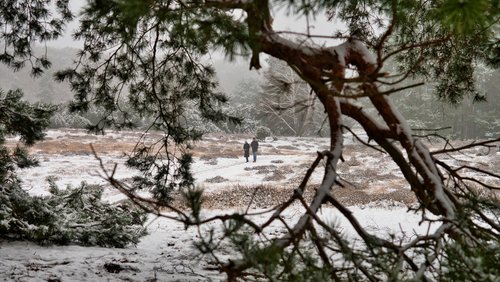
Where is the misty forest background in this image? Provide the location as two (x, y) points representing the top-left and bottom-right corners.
(3, 46), (499, 140)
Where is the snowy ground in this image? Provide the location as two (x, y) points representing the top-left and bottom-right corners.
(1, 129), (498, 281)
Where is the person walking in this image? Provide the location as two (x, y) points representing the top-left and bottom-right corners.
(243, 141), (250, 162)
(250, 137), (259, 162)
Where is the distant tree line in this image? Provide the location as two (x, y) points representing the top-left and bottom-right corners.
(3, 46), (497, 139)
(390, 65), (500, 140)
(227, 59), (500, 139)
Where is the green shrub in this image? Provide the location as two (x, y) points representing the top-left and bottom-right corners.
(0, 180), (148, 248)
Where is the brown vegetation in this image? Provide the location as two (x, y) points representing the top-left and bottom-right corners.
(11, 130), (496, 211)
(172, 184), (416, 210)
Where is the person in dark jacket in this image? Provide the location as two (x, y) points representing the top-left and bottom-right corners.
(250, 137), (259, 162)
(243, 141), (250, 162)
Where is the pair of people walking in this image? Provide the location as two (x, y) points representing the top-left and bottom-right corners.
(243, 138), (259, 162)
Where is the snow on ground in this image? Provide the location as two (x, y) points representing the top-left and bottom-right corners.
(192, 154), (324, 191)
(0, 205), (433, 282)
(1, 129), (498, 281)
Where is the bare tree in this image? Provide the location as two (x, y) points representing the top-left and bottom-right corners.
(258, 57), (321, 136)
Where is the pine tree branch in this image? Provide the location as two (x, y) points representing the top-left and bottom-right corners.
(431, 138), (500, 155)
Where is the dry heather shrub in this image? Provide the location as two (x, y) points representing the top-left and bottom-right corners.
(344, 156), (362, 167)
(349, 168), (395, 182)
(263, 171), (287, 181)
(205, 176), (229, 183)
(287, 175), (305, 184)
(244, 165), (277, 174)
(330, 188), (370, 205)
(197, 185), (315, 209)
(343, 144), (385, 159)
(190, 139), (242, 158)
(330, 187), (416, 206)
(200, 155), (218, 165)
(383, 190), (417, 204)
(206, 185), (321, 208)
(286, 162), (318, 184)
(205, 159), (218, 165)
(199, 155), (213, 161)
(30, 138), (138, 154)
(171, 184), (415, 210)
